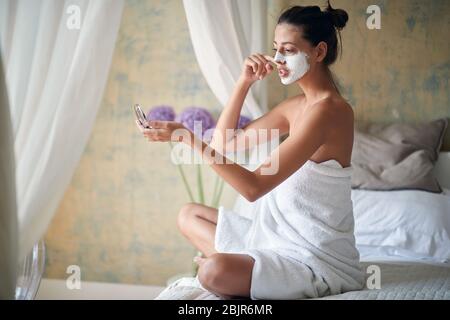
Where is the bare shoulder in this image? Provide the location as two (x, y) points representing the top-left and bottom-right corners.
(289, 95), (353, 140)
(274, 94), (306, 119)
(311, 96), (354, 124)
(268, 94), (306, 128)
(274, 93), (305, 111)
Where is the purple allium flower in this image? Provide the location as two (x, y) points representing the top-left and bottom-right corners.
(146, 105), (176, 121)
(237, 115), (252, 129)
(176, 106), (216, 140)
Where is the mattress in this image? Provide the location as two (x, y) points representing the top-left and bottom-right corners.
(155, 261), (450, 300)
(318, 262), (450, 300)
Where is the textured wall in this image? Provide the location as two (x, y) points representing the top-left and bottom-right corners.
(44, 0), (450, 286)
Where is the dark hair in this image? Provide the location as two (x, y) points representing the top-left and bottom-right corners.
(277, 0), (348, 66)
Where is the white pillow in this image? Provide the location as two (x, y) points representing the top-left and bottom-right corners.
(352, 188), (450, 264)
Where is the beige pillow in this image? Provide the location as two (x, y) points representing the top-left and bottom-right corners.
(351, 118), (448, 193)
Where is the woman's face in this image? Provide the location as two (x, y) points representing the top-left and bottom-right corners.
(272, 23), (317, 84)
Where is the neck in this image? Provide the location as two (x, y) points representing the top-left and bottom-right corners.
(297, 65), (338, 104)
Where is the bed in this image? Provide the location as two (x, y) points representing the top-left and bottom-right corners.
(155, 152), (450, 300)
(318, 261), (450, 300)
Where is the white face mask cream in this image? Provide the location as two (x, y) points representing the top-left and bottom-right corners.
(274, 50), (310, 85)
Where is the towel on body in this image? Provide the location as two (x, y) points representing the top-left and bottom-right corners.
(215, 159), (365, 299)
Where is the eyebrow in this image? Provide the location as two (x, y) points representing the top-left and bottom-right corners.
(273, 41), (297, 45)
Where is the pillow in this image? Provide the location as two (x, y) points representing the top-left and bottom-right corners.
(351, 118), (448, 193)
(352, 188), (450, 264)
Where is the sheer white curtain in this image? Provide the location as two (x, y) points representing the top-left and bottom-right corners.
(183, 0), (277, 218)
(0, 0), (124, 292)
(183, 0), (268, 119)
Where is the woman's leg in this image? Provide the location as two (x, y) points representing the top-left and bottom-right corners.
(195, 253), (254, 298)
(178, 203), (254, 298)
(177, 202), (218, 257)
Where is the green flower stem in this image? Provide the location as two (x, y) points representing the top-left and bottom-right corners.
(210, 174), (220, 207)
(213, 178), (225, 208)
(168, 142), (195, 203)
(196, 164), (205, 205)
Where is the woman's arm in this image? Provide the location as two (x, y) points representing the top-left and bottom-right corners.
(183, 102), (333, 202)
(211, 96), (292, 154)
(208, 77), (252, 152)
(209, 53), (281, 154)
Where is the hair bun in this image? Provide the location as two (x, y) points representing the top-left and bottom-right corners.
(324, 0), (348, 30)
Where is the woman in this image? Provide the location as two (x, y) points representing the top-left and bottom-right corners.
(136, 2), (365, 299)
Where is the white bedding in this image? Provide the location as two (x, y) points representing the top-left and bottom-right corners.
(352, 188), (450, 264)
(155, 261), (450, 300)
(318, 262), (450, 300)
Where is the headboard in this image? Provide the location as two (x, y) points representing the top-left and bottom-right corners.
(434, 152), (450, 189)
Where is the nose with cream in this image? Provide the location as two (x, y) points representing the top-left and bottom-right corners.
(274, 50), (310, 85)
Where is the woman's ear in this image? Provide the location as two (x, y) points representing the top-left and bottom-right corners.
(315, 41), (328, 63)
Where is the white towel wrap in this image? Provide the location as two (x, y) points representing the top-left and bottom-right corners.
(215, 159), (365, 299)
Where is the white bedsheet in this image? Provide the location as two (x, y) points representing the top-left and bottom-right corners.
(318, 261), (450, 300)
(154, 261), (450, 300)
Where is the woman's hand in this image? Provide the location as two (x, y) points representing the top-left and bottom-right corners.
(239, 53), (277, 85)
(135, 120), (192, 144)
